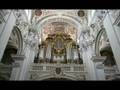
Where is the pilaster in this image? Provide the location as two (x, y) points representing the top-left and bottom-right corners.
(10, 55), (24, 80)
(92, 56), (106, 80)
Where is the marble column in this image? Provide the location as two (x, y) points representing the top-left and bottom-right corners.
(0, 11), (16, 61)
(103, 11), (120, 71)
(18, 46), (35, 80)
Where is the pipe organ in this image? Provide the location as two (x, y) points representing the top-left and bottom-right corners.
(34, 33), (83, 64)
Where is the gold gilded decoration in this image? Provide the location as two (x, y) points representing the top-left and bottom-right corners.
(42, 21), (77, 41)
(36, 28), (82, 64)
(78, 10), (85, 17)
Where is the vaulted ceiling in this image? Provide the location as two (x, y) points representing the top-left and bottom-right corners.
(25, 10), (94, 43)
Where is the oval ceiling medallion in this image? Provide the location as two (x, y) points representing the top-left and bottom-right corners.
(35, 10), (42, 16)
(78, 10), (85, 17)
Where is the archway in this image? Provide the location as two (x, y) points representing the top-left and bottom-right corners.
(95, 29), (116, 66)
(33, 75), (77, 81)
(42, 77), (73, 81)
(0, 26), (23, 80)
(35, 14), (82, 44)
(95, 29), (118, 80)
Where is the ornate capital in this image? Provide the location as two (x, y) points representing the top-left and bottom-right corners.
(92, 56), (106, 63)
(11, 54), (25, 61)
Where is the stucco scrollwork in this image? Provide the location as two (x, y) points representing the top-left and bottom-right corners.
(23, 26), (39, 50)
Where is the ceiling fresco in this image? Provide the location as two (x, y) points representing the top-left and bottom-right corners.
(41, 21), (77, 41)
(30, 9), (89, 43)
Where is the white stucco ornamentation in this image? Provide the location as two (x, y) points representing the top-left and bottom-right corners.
(29, 63), (86, 80)
(1, 10), (120, 80)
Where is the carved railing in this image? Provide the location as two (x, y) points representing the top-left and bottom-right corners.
(104, 66), (120, 80)
(104, 66), (119, 74)
(30, 63), (85, 72)
(29, 63), (87, 80)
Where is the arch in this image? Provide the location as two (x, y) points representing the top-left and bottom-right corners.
(95, 28), (117, 67)
(42, 77), (73, 81)
(0, 26), (23, 80)
(36, 75), (77, 81)
(1, 44), (17, 65)
(12, 26), (23, 55)
(36, 14), (82, 27)
(35, 14), (82, 44)
(95, 28), (106, 56)
(36, 15), (82, 35)
(1, 26), (23, 64)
